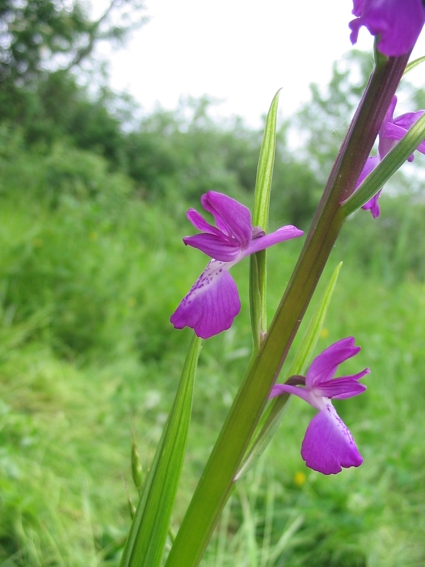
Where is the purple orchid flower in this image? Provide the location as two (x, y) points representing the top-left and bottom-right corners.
(270, 337), (370, 475)
(170, 191), (303, 339)
(349, 0), (425, 57)
(358, 96), (425, 218)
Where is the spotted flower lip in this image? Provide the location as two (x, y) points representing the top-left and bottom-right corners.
(170, 191), (303, 339)
(349, 0), (425, 57)
(357, 96), (425, 218)
(270, 337), (370, 475)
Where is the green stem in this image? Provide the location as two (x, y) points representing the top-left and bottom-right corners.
(164, 53), (409, 567)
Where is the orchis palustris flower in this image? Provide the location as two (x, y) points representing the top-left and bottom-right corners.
(170, 191), (303, 339)
(270, 337), (369, 475)
(357, 96), (425, 218)
(349, 0), (425, 57)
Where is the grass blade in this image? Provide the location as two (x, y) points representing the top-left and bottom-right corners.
(404, 55), (425, 75)
(252, 89), (281, 230)
(250, 89), (281, 349)
(120, 334), (202, 567)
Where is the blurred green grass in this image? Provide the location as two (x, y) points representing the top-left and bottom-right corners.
(1, 179), (425, 566)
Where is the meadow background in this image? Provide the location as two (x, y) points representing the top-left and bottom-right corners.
(1, 2), (425, 565)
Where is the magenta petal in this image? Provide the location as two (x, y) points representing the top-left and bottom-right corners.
(356, 156), (379, 189)
(269, 383), (313, 405)
(306, 337), (359, 387)
(352, 0), (365, 17)
(349, 0), (425, 57)
(170, 260), (241, 339)
(301, 404), (363, 475)
(385, 123), (411, 142)
(386, 114), (425, 155)
(362, 190), (382, 218)
(356, 156), (383, 218)
(317, 375), (368, 400)
(372, 0), (425, 57)
(201, 191), (252, 247)
(243, 226), (303, 256)
(349, 17), (363, 45)
(382, 95), (397, 128)
(186, 209), (222, 236)
(393, 110), (425, 131)
(183, 233), (241, 261)
(356, 157), (383, 218)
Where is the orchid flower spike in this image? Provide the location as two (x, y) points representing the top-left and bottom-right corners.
(350, 0), (425, 57)
(170, 191), (303, 339)
(271, 337), (370, 475)
(357, 96), (425, 218)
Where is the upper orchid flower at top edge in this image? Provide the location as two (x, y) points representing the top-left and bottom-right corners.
(349, 0), (425, 57)
(170, 191), (303, 339)
(270, 337), (370, 475)
(356, 96), (425, 218)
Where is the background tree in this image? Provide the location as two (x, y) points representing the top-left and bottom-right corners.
(0, 0), (147, 85)
(0, 0), (146, 138)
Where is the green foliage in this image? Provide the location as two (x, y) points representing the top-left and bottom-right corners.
(0, 58), (325, 225)
(121, 335), (201, 567)
(0, 126), (132, 205)
(0, 0), (90, 83)
(0, 176), (425, 566)
(1, 14), (425, 563)
(0, 0), (145, 175)
(1, 71), (128, 167)
(123, 98), (259, 204)
(0, 0), (146, 85)
(270, 154), (323, 226)
(339, 191), (425, 283)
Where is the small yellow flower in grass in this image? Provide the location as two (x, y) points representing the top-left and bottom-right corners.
(320, 327), (329, 339)
(294, 471), (306, 487)
(89, 231), (98, 241)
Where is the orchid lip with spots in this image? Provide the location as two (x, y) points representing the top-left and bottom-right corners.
(170, 191), (303, 339)
(270, 337), (370, 475)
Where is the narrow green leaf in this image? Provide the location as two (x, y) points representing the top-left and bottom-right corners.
(252, 89), (281, 230)
(404, 55), (425, 75)
(131, 439), (143, 491)
(341, 112), (425, 217)
(250, 90), (281, 350)
(249, 251), (266, 351)
(236, 263), (342, 480)
(286, 262), (343, 377)
(120, 334), (202, 567)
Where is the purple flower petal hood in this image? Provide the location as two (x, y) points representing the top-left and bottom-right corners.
(358, 96), (425, 218)
(350, 0), (425, 57)
(271, 337), (369, 475)
(170, 191), (303, 339)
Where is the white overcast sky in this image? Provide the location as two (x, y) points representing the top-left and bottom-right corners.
(92, 0), (425, 126)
